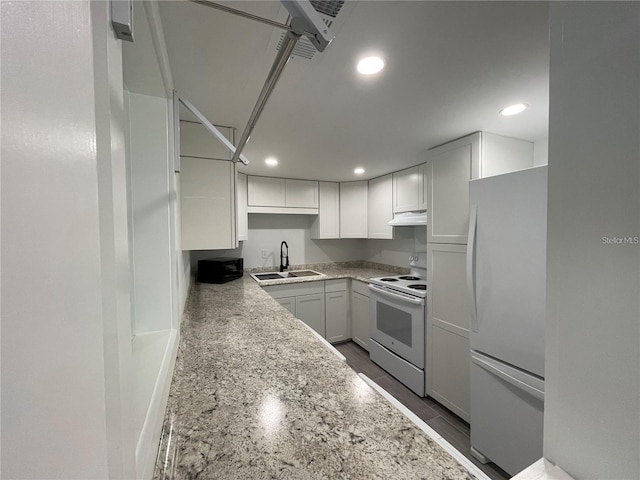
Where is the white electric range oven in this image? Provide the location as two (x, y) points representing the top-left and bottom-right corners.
(368, 253), (427, 396)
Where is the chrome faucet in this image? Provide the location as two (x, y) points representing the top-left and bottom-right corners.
(280, 241), (289, 272)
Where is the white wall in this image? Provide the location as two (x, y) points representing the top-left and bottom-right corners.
(545, 3), (640, 478)
(366, 225), (426, 267)
(533, 137), (548, 166)
(1, 1), (135, 478)
(192, 214), (364, 268)
(191, 215), (425, 269)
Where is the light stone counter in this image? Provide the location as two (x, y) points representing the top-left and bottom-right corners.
(154, 264), (474, 480)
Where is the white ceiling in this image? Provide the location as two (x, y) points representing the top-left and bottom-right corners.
(156, 0), (550, 181)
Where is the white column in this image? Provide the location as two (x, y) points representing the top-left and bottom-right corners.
(545, 3), (640, 478)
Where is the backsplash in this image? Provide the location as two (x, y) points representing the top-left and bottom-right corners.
(191, 213), (426, 270)
(246, 260), (409, 275)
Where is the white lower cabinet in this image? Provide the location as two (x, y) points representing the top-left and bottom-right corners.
(350, 280), (370, 351)
(295, 293), (326, 337)
(264, 279), (352, 344)
(426, 243), (470, 422)
(325, 279), (350, 343)
(264, 282), (326, 337)
(276, 297), (295, 316)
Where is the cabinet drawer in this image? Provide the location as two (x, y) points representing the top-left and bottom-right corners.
(325, 278), (348, 293)
(263, 281), (324, 299)
(351, 279), (369, 297)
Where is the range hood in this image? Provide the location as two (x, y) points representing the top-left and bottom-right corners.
(387, 211), (428, 227)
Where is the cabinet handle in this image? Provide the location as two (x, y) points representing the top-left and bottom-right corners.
(471, 353), (544, 402)
(368, 284), (424, 306)
(467, 204), (478, 332)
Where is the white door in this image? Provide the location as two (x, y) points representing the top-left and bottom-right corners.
(426, 134), (480, 244)
(340, 181), (368, 238)
(325, 290), (349, 343)
(351, 291), (369, 351)
(310, 182), (339, 239)
(247, 176), (286, 207)
(296, 293), (325, 337)
(427, 242), (470, 421)
(369, 285), (425, 368)
(277, 297), (296, 316)
(368, 174), (394, 239)
(285, 179), (318, 208)
(393, 166), (421, 213)
(236, 172), (248, 241)
(468, 167), (547, 377)
(180, 157), (236, 250)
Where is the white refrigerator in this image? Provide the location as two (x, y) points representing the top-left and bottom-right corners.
(467, 166), (547, 476)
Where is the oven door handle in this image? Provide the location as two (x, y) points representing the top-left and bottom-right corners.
(368, 284), (424, 306)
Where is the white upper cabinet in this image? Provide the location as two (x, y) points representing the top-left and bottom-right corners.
(180, 121), (237, 251)
(311, 182), (340, 239)
(285, 179), (318, 208)
(247, 176), (286, 207)
(181, 158), (236, 250)
(368, 174), (394, 239)
(418, 163), (427, 210)
(179, 121), (233, 160)
(247, 176), (318, 214)
(340, 181), (368, 238)
(237, 172), (248, 242)
(426, 132), (533, 244)
(393, 165), (424, 213)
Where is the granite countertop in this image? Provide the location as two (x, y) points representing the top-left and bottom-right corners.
(154, 263), (474, 480)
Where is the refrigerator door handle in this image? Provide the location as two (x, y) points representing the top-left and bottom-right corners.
(471, 353), (545, 402)
(467, 204), (478, 332)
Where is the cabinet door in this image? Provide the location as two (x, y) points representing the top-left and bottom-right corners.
(285, 179), (318, 208)
(276, 297), (296, 316)
(418, 163), (427, 210)
(295, 293), (325, 337)
(247, 176), (286, 207)
(237, 172), (248, 242)
(368, 174), (394, 239)
(180, 157), (236, 250)
(351, 290), (369, 351)
(393, 166), (421, 213)
(426, 243), (470, 422)
(340, 181), (368, 238)
(311, 182), (340, 239)
(325, 290), (349, 343)
(179, 121), (233, 160)
(426, 134), (480, 244)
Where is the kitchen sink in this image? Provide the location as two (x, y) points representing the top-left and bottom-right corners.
(251, 270), (325, 282)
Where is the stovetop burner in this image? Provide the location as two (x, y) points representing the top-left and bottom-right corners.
(380, 277), (399, 282)
(408, 284), (427, 291)
(399, 275), (420, 281)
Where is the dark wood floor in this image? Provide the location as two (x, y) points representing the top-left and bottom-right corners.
(334, 341), (510, 480)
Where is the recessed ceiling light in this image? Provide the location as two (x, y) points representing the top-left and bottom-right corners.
(354, 167), (365, 175)
(357, 56), (384, 75)
(265, 157), (278, 167)
(500, 103), (528, 116)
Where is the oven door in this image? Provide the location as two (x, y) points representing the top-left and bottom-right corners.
(368, 284), (425, 368)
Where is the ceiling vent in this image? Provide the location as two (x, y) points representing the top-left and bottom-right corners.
(268, 0), (353, 63)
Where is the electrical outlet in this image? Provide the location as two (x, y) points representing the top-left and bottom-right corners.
(261, 249), (269, 259)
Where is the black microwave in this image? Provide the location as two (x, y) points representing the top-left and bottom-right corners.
(197, 257), (243, 284)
